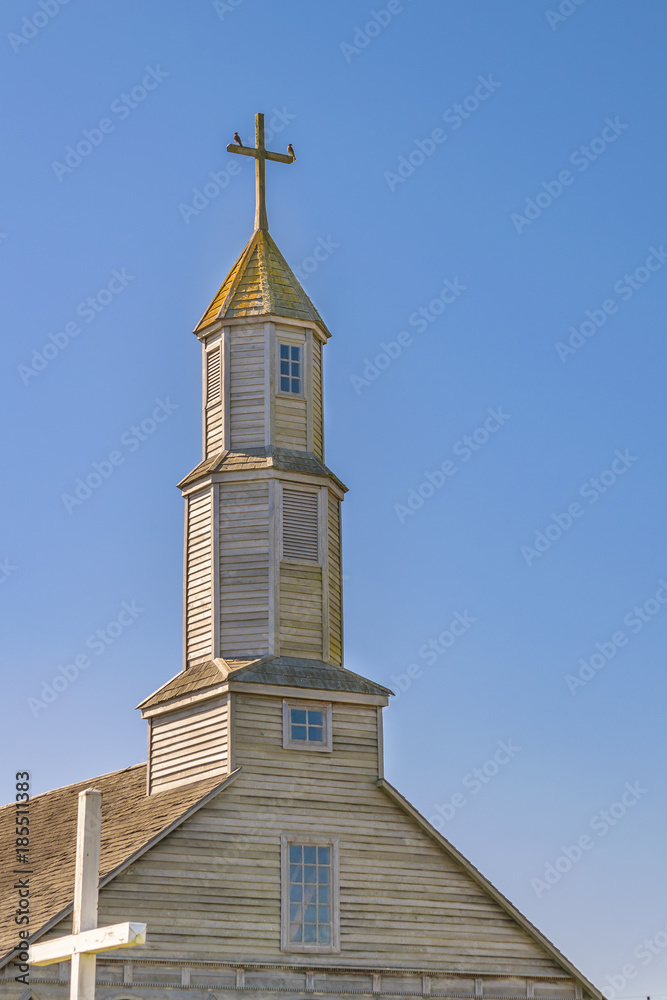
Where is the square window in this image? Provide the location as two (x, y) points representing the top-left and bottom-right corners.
(278, 343), (302, 394)
(284, 702), (332, 752)
(282, 837), (339, 953)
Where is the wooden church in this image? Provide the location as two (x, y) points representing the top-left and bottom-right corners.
(1, 116), (602, 1000)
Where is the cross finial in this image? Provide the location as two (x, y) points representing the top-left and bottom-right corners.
(227, 112), (295, 231)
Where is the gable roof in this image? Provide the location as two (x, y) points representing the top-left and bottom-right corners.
(0, 763), (600, 998)
(195, 228), (330, 337)
(379, 780), (604, 1000)
(137, 656), (393, 711)
(0, 764), (238, 967)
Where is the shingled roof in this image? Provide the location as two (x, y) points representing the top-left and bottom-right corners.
(138, 657), (393, 712)
(195, 228), (330, 337)
(0, 764), (236, 966)
(177, 446), (347, 491)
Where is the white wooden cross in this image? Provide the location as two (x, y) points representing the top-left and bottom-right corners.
(30, 789), (147, 1000)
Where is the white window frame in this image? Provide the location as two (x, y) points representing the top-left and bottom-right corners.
(277, 339), (305, 398)
(282, 699), (332, 752)
(280, 834), (340, 954)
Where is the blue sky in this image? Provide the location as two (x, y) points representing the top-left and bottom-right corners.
(2, 0), (666, 994)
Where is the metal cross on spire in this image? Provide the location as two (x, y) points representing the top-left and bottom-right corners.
(227, 112), (295, 231)
(30, 789), (147, 1000)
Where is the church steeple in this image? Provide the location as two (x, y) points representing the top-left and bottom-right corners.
(177, 114), (345, 670)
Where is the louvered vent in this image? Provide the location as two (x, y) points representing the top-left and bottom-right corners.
(282, 488), (319, 562)
(206, 346), (222, 403)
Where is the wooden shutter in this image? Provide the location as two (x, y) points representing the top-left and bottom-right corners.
(206, 346), (222, 403)
(282, 488), (319, 562)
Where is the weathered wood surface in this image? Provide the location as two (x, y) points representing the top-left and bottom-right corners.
(185, 489), (214, 666)
(149, 696), (229, 792)
(327, 491), (343, 664)
(230, 325), (265, 450)
(219, 480), (271, 657)
(39, 696), (569, 977)
(30, 923), (146, 967)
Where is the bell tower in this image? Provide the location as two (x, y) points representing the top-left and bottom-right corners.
(178, 114), (345, 671)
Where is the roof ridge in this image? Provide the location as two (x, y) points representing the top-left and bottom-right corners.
(0, 763), (145, 810)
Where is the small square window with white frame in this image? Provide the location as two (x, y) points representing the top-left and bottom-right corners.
(279, 342), (302, 394)
(281, 836), (339, 953)
(283, 700), (332, 752)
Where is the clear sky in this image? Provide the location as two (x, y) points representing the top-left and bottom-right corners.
(1, 1), (666, 995)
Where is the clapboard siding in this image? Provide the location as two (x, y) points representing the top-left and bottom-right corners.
(185, 489), (213, 666)
(219, 480), (270, 657)
(327, 492), (343, 665)
(312, 337), (324, 459)
(279, 563), (323, 658)
(82, 696), (567, 976)
(230, 324), (265, 450)
(274, 326), (307, 451)
(205, 399), (224, 456)
(275, 393), (307, 450)
(149, 696), (229, 793)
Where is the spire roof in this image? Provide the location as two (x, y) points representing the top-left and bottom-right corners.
(195, 228), (330, 337)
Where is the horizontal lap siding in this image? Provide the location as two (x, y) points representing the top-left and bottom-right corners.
(312, 338), (324, 460)
(275, 395), (307, 451)
(185, 489), (213, 666)
(92, 695), (566, 975)
(279, 563), (323, 658)
(150, 696), (229, 792)
(230, 325), (265, 450)
(328, 493), (343, 665)
(205, 400), (223, 456)
(220, 481), (270, 657)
